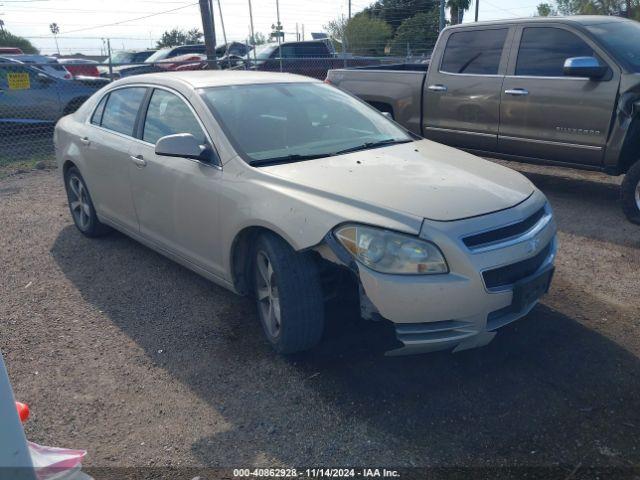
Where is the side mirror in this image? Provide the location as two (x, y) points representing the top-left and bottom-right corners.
(563, 57), (608, 80)
(155, 133), (219, 164)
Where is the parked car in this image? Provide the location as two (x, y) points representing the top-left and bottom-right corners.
(0, 47), (23, 55)
(0, 57), (104, 125)
(326, 16), (640, 224)
(245, 39), (379, 80)
(106, 50), (157, 65)
(98, 49), (157, 78)
(4, 54), (71, 80)
(156, 53), (207, 71)
(103, 45), (208, 79)
(58, 58), (101, 78)
(54, 71), (557, 356)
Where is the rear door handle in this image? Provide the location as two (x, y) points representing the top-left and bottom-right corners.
(505, 88), (529, 96)
(129, 154), (146, 167)
(428, 84), (448, 92)
(80, 137), (90, 146)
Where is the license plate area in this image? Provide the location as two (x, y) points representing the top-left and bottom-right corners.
(512, 266), (554, 311)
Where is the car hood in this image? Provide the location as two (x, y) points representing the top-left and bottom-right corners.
(259, 139), (535, 222)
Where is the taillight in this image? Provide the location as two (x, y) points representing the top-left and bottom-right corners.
(16, 402), (30, 423)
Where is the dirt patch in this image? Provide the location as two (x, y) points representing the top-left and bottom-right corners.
(1, 169), (639, 471)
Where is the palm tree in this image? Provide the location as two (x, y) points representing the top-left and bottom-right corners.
(447, 0), (472, 24)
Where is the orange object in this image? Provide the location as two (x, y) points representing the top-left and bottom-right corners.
(16, 402), (29, 423)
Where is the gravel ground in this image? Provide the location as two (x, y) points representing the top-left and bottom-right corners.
(1, 163), (640, 474)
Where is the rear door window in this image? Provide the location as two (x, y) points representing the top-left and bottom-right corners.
(441, 29), (508, 75)
(100, 87), (147, 136)
(516, 27), (594, 77)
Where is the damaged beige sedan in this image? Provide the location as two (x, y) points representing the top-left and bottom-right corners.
(54, 71), (557, 355)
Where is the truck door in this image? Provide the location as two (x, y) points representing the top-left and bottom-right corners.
(423, 26), (512, 152)
(498, 25), (620, 166)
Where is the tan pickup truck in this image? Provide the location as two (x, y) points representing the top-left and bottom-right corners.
(326, 16), (640, 224)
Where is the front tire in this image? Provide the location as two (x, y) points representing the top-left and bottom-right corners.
(622, 161), (640, 225)
(64, 167), (111, 237)
(253, 233), (324, 354)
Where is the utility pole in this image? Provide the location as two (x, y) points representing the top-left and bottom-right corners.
(248, 0), (257, 62)
(106, 38), (113, 82)
(439, 0), (445, 31)
(199, 0), (218, 69)
(348, 0), (351, 19)
(215, 0), (227, 45)
(475, 0), (480, 21)
(275, 0), (282, 72)
(301, 24), (304, 41)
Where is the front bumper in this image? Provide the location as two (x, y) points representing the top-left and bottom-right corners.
(355, 190), (557, 355)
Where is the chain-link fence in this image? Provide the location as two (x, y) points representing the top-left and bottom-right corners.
(0, 54), (431, 175)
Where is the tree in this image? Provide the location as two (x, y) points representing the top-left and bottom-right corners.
(555, 0), (638, 17)
(0, 29), (39, 54)
(343, 14), (392, 55)
(325, 15), (348, 43)
(390, 12), (439, 55)
(447, 0), (472, 24)
(249, 32), (267, 46)
(49, 22), (60, 55)
(362, 0), (439, 34)
(156, 28), (203, 48)
(536, 2), (557, 15)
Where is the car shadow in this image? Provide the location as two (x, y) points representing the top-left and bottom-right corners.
(514, 171), (640, 249)
(50, 225), (640, 467)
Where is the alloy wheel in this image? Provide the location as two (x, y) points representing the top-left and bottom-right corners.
(68, 175), (91, 231)
(255, 250), (281, 338)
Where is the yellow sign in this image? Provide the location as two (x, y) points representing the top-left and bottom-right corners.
(7, 72), (31, 90)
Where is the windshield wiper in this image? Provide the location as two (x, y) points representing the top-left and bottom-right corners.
(331, 138), (412, 156)
(250, 153), (332, 167)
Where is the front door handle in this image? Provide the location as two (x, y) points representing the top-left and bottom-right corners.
(80, 137), (90, 146)
(130, 154), (146, 167)
(428, 84), (448, 92)
(505, 88), (529, 96)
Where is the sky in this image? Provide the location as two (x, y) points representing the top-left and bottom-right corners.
(0, 0), (543, 55)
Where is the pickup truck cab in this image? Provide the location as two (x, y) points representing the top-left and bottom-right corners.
(326, 16), (640, 224)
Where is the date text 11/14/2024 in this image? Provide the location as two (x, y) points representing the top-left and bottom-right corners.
(233, 468), (401, 478)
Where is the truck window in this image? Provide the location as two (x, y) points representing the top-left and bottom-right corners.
(440, 29), (507, 75)
(516, 27), (594, 77)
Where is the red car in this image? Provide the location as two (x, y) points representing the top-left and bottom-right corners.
(58, 58), (101, 78)
(0, 47), (23, 54)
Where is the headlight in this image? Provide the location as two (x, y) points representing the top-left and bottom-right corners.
(334, 224), (448, 275)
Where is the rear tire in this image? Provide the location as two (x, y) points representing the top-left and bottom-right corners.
(64, 167), (111, 237)
(622, 160), (640, 225)
(253, 233), (324, 354)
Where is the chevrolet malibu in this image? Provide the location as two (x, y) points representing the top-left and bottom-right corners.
(54, 71), (557, 355)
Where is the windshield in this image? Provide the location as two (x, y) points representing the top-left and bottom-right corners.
(586, 21), (640, 73)
(247, 44), (277, 60)
(200, 82), (412, 164)
(107, 51), (133, 64)
(144, 49), (171, 63)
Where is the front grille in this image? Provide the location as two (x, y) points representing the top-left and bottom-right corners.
(463, 207), (546, 249)
(482, 241), (552, 289)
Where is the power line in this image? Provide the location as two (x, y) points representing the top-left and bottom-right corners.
(61, 2), (198, 35)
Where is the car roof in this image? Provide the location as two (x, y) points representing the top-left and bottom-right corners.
(115, 70), (318, 89)
(446, 15), (633, 29)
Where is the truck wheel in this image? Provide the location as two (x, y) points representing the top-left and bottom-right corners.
(253, 232), (324, 354)
(64, 167), (111, 237)
(622, 161), (640, 225)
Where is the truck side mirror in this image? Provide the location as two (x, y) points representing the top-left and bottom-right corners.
(563, 57), (608, 80)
